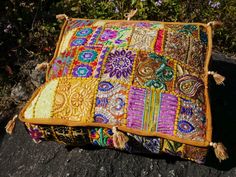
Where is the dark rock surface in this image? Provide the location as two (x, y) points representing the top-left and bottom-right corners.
(0, 54), (236, 177)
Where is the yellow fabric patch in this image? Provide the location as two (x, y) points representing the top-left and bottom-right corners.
(24, 93), (40, 119)
(52, 78), (98, 122)
(59, 28), (77, 53)
(93, 20), (107, 27)
(34, 79), (58, 118)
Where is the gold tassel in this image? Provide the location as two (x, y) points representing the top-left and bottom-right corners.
(207, 21), (223, 36)
(210, 142), (229, 162)
(207, 21), (223, 28)
(56, 14), (69, 21)
(35, 62), (49, 71)
(112, 127), (129, 149)
(208, 71), (225, 85)
(124, 9), (138, 21)
(5, 115), (18, 135)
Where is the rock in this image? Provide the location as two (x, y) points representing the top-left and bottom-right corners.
(10, 82), (28, 102)
(30, 69), (46, 88)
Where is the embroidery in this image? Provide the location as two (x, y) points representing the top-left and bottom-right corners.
(25, 123), (44, 143)
(52, 78), (98, 122)
(94, 47), (110, 78)
(76, 28), (93, 37)
(72, 46), (105, 78)
(101, 49), (136, 84)
(164, 31), (189, 63)
(164, 24), (198, 38)
(176, 98), (206, 141)
(162, 139), (184, 157)
(88, 27), (103, 45)
(136, 22), (164, 30)
(98, 26), (132, 48)
(127, 87), (161, 132)
(78, 49), (98, 63)
(128, 134), (161, 154)
(105, 21), (136, 28)
(129, 28), (157, 50)
(95, 81), (128, 125)
(175, 74), (204, 98)
(48, 49), (76, 80)
(200, 26), (208, 44)
(38, 124), (90, 145)
(72, 64), (93, 77)
(127, 87), (146, 130)
(183, 144), (208, 163)
(133, 52), (174, 90)
(66, 19), (95, 31)
(69, 27), (96, 47)
(71, 38), (87, 47)
(157, 93), (178, 135)
(188, 38), (205, 69)
(90, 128), (114, 147)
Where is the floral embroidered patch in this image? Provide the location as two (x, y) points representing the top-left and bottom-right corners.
(101, 49), (136, 84)
(97, 26), (132, 48)
(52, 78), (98, 122)
(69, 27), (97, 47)
(71, 46), (108, 78)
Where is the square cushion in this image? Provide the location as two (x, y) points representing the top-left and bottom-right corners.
(20, 18), (213, 163)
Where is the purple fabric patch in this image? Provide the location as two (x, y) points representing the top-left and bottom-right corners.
(157, 93), (178, 135)
(127, 87), (146, 129)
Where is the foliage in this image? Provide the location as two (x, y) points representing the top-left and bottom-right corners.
(0, 0), (235, 79)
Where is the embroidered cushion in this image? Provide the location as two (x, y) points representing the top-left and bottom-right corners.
(20, 18), (213, 164)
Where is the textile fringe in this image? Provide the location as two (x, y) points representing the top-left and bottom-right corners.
(5, 115), (18, 135)
(124, 9), (138, 20)
(208, 71), (225, 85)
(210, 142), (229, 162)
(35, 62), (49, 71)
(112, 127), (129, 149)
(56, 14), (69, 21)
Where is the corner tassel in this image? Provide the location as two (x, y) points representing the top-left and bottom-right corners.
(207, 21), (223, 28)
(208, 71), (225, 85)
(5, 115), (18, 135)
(35, 62), (49, 71)
(124, 9), (138, 21)
(56, 14), (69, 21)
(112, 127), (129, 149)
(210, 142), (229, 162)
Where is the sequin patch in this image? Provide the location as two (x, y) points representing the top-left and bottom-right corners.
(94, 81), (128, 125)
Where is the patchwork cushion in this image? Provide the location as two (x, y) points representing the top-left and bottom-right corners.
(20, 18), (213, 163)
